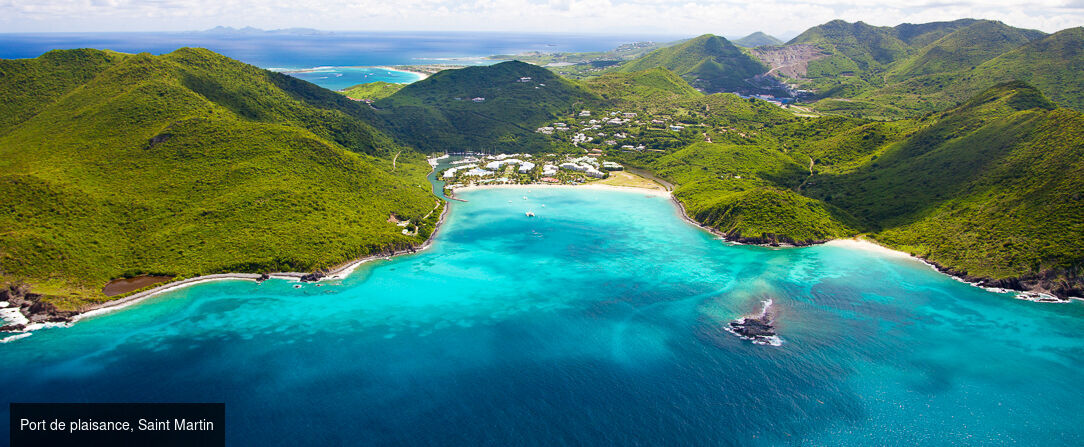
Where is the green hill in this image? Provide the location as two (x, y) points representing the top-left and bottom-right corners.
(892, 19), (982, 47)
(340, 81), (404, 100)
(788, 20), (912, 76)
(0, 49), (127, 133)
(805, 83), (1083, 295)
(886, 20), (1045, 82)
(733, 32), (783, 48)
(582, 68), (702, 111)
(791, 19), (982, 76)
(857, 27), (1082, 116)
(616, 34), (768, 93)
(373, 60), (599, 153)
(775, 19), (986, 106)
(629, 81), (1082, 296)
(950, 27), (1084, 110)
(0, 48), (437, 309)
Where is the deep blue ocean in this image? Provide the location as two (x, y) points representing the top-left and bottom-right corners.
(0, 31), (682, 89)
(1, 187), (1081, 445)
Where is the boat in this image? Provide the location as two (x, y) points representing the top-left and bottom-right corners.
(522, 196), (528, 200)
(525, 211), (535, 217)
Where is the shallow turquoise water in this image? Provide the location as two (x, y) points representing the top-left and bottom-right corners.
(2, 188), (1081, 445)
(278, 66), (426, 91)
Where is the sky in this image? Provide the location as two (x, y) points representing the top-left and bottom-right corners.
(1, 0), (1082, 37)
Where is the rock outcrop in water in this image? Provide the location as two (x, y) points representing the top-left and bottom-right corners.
(726, 298), (782, 346)
(299, 271), (325, 282)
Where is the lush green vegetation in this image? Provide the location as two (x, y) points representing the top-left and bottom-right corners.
(582, 68), (702, 110)
(788, 19), (978, 80)
(597, 78), (1081, 294)
(733, 32), (782, 48)
(807, 83), (1083, 287)
(4, 22), (1083, 306)
(767, 19), (1076, 119)
(859, 27), (1082, 116)
(0, 48), (436, 309)
(615, 35), (767, 93)
(373, 60), (600, 153)
(884, 20), (1045, 83)
(340, 81), (404, 100)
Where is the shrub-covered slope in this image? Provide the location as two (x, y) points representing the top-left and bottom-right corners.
(807, 83), (1083, 296)
(864, 27), (1083, 115)
(0, 48), (436, 308)
(374, 60), (599, 153)
(733, 32), (783, 48)
(616, 35), (768, 93)
(885, 20), (1046, 82)
(625, 81), (1081, 296)
(341, 81), (404, 100)
(582, 68), (702, 111)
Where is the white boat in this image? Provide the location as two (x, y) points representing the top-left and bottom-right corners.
(525, 211), (535, 217)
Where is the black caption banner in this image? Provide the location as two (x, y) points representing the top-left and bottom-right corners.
(10, 403), (224, 447)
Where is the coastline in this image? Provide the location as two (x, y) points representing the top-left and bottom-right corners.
(374, 66), (430, 82)
(451, 182), (671, 198)
(73, 161), (453, 322)
(74, 201), (452, 323)
(274, 65), (428, 83)
(1, 158), (453, 334)
(661, 185), (1079, 303)
(4, 172), (1076, 338)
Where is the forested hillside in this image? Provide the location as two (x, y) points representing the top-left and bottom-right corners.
(0, 48), (437, 308)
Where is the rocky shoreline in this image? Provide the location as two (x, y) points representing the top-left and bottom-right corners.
(0, 283), (78, 332)
(919, 258), (1081, 303)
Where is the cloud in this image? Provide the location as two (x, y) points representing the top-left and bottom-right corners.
(0, 0), (1080, 35)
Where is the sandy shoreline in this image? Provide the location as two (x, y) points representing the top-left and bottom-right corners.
(451, 182), (671, 198)
(59, 160), (452, 325)
(4, 171), (1074, 338)
(274, 65), (428, 83)
(373, 66), (430, 81)
(71, 204), (452, 323)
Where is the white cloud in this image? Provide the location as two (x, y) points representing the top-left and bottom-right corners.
(0, 0), (1080, 35)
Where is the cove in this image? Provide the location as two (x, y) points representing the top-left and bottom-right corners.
(1, 187), (1081, 445)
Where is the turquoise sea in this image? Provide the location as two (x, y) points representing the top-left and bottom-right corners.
(1, 187), (1082, 445)
(276, 66), (425, 91)
(0, 31), (685, 89)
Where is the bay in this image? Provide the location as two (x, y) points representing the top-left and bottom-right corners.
(1, 187), (1080, 445)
